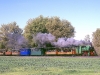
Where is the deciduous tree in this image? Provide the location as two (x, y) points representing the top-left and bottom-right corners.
(24, 15), (75, 47)
(0, 22), (27, 49)
(92, 28), (100, 56)
(46, 17), (75, 39)
(24, 15), (48, 47)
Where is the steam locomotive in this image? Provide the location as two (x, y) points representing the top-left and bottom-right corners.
(0, 45), (96, 56)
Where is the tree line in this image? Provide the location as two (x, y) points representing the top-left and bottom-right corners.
(0, 15), (100, 55)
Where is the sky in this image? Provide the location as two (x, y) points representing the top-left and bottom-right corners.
(0, 0), (100, 41)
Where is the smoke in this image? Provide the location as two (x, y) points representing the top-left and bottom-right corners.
(52, 37), (76, 47)
(17, 35), (28, 48)
(52, 38), (91, 47)
(33, 32), (91, 48)
(33, 32), (55, 47)
(7, 33), (28, 49)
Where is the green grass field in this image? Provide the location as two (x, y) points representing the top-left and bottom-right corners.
(0, 56), (100, 75)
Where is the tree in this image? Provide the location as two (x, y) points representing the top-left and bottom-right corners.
(0, 42), (5, 49)
(92, 28), (100, 56)
(0, 37), (5, 49)
(24, 15), (48, 47)
(84, 35), (90, 42)
(24, 15), (75, 47)
(84, 34), (91, 46)
(0, 22), (27, 49)
(45, 17), (75, 39)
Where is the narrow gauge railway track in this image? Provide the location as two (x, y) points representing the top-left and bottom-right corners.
(0, 56), (99, 58)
